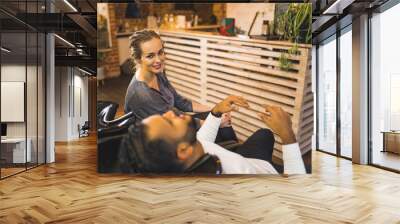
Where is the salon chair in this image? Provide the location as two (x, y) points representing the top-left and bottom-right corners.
(78, 121), (90, 138)
(97, 101), (119, 126)
(97, 107), (136, 173)
(97, 102), (119, 129)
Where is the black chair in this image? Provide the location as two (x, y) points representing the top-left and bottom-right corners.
(97, 101), (118, 120)
(97, 110), (136, 173)
(78, 121), (90, 138)
(97, 101), (119, 129)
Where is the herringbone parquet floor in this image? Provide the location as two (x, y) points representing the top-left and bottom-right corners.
(1, 135), (400, 224)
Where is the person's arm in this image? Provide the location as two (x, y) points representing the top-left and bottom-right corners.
(192, 101), (212, 113)
(197, 96), (249, 143)
(196, 113), (221, 143)
(282, 143), (305, 175)
(258, 105), (306, 175)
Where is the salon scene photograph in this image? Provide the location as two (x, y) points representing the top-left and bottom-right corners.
(97, 2), (313, 175)
(1, 0), (400, 223)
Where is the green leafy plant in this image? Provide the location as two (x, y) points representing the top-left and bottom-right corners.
(279, 43), (301, 71)
(279, 53), (291, 71)
(276, 3), (311, 70)
(276, 3), (312, 44)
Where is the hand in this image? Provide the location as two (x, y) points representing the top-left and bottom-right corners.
(212, 96), (249, 115)
(220, 113), (232, 128)
(258, 105), (296, 145)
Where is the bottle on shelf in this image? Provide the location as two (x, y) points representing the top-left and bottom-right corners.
(262, 20), (270, 36)
(168, 14), (175, 29)
(161, 14), (168, 29)
(194, 14), (198, 27)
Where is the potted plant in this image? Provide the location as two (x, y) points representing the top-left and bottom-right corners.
(276, 3), (311, 44)
(275, 3), (312, 70)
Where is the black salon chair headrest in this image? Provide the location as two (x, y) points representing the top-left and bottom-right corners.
(97, 101), (118, 116)
(97, 107), (138, 173)
(98, 124), (131, 173)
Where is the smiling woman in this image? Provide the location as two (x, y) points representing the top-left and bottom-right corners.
(129, 31), (165, 74)
(124, 29), (211, 117)
(123, 29), (238, 146)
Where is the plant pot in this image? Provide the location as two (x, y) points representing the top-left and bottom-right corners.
(266, 34), (282, 41)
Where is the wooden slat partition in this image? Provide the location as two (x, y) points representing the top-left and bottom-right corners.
(161, 30), (313, 164)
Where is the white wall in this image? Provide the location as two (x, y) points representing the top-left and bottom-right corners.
(1, 63), (46, 164)
(55, 66), (69, 141)
(1, 65), (35, 138)
(72, 73), (89, 138)
(1, 65), (26, 142)
(54, 67), (89, 141)
(226, 3), (275, 35)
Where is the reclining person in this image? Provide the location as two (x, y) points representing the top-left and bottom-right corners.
(119, 95), (306, 174)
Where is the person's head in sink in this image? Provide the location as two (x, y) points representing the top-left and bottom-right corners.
(119, 110), (203, 173)
(119, 95), (306, 175)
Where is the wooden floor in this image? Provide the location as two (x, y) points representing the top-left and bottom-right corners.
(372, 150), (400, 171)
(0, 135), (400, 223)
(1, 163), (45, 178)
(1, 167), (26, 178)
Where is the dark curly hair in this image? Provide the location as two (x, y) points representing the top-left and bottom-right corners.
(119, 123), (185, 173)
(129, 29), (162, 62)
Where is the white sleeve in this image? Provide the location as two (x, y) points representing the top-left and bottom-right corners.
(196, 113), (221, 143)
(282, 143), (306, 174)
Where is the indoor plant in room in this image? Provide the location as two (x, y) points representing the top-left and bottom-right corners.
(275, 3), (312, 70)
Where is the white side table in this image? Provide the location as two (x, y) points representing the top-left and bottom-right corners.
(1, 138), (32, 163)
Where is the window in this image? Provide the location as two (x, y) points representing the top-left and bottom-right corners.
(317, 35), (337, 154)
(0, 1), (46, 179)
(339, 26), (352, 158)
(316, 25), (353, 159)
(370, 2), (400, 171)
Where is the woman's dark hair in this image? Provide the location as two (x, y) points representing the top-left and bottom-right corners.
(129, 29), (161, 62)
(119, 123), (185, 173)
